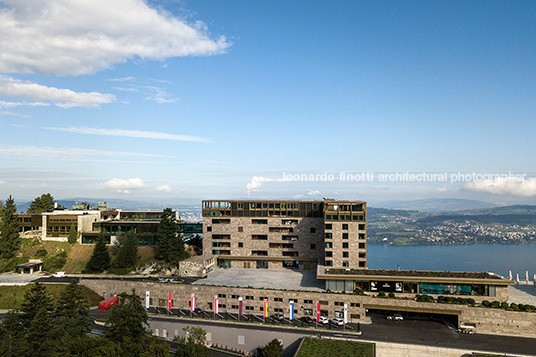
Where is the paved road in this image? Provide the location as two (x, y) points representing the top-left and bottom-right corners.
(89, 309), (536, 356)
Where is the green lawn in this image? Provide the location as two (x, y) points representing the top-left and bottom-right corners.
(296, 337), (374, 357)
(0, 283), (102, 309)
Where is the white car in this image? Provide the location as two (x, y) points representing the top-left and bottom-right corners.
(330, 318), (344, 326)
(52, 271), (66, 278)
(318, 316), (329, 324)
(387, 314), (403, 321)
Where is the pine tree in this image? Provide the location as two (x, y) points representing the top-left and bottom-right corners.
(157, 208), (187, 264)
(24, 307), (57, 356)
(114, 230), (138, 269)
(257, 338), (283, 357)
(85, 235), (111, 273)
(20, 282), (53, 327)
(0, 311), (25, 357)
(68, 223), (78, 244)
(55, 280), (91, 336)
(27, 193), (56, 214)
(0, 195), (20, 259)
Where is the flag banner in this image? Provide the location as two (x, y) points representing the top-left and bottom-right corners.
(343, 303), (348, 324)
(191, 293), (195, 312)
(289, 300), (294, 320)
(238, 297), (243, 316)
(168, 292), (172, 310)
(214, 295), (219, 314)
(264, 298), (268, 318)
(316, 302), (321, 322)
(145, 291), (150, 309)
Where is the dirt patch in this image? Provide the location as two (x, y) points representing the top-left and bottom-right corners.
(63, 244), (95, 273)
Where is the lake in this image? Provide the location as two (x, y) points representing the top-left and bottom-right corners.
(367, 243), (536, 278)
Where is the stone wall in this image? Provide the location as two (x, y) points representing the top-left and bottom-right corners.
(80, 279), (536, 336)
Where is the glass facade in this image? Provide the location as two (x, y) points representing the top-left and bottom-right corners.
(348, 280), (494, 296)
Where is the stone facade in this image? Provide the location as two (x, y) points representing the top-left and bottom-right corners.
(202, 199), (367, 270)
(178, 255), (216, 278)
(80, 279), (536, 336)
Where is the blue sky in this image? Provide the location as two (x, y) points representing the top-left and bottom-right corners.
(0, 0), (535, 205)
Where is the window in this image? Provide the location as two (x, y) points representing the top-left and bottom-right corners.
(325, 233), (332, 239)
(343, 242), (349, 249)
(359, 224), (366, 230)
(326, 242), (332, 248)
(334, 301), (344, 306)
(310, 243), (316, 249)
(325, 224), (332, 230)
(219, 294), (227, 298)
(359, 243), (366, 249)
(343, 233), (348, 239)
(310, 228), (316, 233)
(325, 251), (333, 257)
(231, 295), (239, 299)
(245, 296), (254, 300)
(246, 306), (254, 311)
(238, 227), (243, 232)
(319, 300), (329, 306)
(342, 261), (349, 267)
(274, 297), (283, 302)
(342, 224), (348, 230)
(359, 261), (366, 268)
(326, 260), (333, 267)
(350, 303), (360, 307)
(304, 300), (312, 304)
(359, 233), (366, 240)
(238, 242), (243, 248)
(343, 251), (349, 258)
(252, 219), (268, 224)
(207, 226), (212, 232)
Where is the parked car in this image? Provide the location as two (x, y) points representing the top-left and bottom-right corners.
(386, 314), (403, 321)
(318, 316), (329, 324)
(193, 308), (203, 314)
(300, 316), (313, 323)
(271, 313), (284, 320)
(330, 318), (344, 326)
(52, 271), (66, 278)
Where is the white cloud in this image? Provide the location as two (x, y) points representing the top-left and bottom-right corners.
(144, 86), (178, 104)
(438, 186), (447, 192)
(0, 111), (29, 118)
(0, 0), (230, 76)
(108, 77), (136, 82)
(246, 176), (289, 197)
(463, 177), (536, 197)
(0, 144), (166, 162)
(155, 184), (171, 192)
(47, 126), (213, 143)
(102, 177), (145, 194)
(113, 87), (139, 93)
(0, 100), (49, 108)
(307, 189), (320, 196)
(0, 76), (115, 108)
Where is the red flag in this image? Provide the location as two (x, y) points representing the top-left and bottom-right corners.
(316, 302), (321, 322)
(168, 292), (172, 310)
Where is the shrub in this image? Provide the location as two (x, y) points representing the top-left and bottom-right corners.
(377, 291), (386, 298)
(490, 301), (501, 308)
(481, 300), (491, 308)
(388, 292), (396, 299)
(35, 248), (48, 257)
(501, 302), (509, 309)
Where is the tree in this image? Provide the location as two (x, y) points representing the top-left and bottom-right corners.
(24, 307), (57, 356)
(55, 280), (91, 337)
(20, 282), (53, 327)
(68, 223), (78, 244)
(27, 193), (56, 214)
(0, 195), (20, 259)
(106, 290), (169, 356)
(85, 235), (111, 273)
(188, 234), (203, 255)
(0, 311), (25, 357)
(174, 327), (209, 357)
(257, 338), (283, 357)
(157, 208), (187, 264)
(113, 230), (138, 269)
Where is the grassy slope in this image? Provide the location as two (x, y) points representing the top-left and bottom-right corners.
(296, 338), (374, 357)
(0, 283), (102, 309)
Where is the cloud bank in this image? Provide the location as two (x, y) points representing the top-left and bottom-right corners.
(246, 176), (290, 197)
(0, 0), (230, 76)
(463, 177), (536, 197)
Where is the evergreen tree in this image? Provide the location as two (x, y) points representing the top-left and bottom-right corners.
(0, 310), (25, 357)
(27, 193), (56, 214)
(0, 195), (20, 259)
(20, 282), (53, 327)
(67, 223), (78, 244)
(85, 235), (111, 273)
(114, 230), (138, 269)
(106, 290), (169, 356)
(257, 338), (283, 357)
(55, 280), (91, 337)
(157, 208), (187, 264)
(24, 307), (57, 357)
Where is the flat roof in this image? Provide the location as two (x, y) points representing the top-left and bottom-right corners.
(317, 267), (513, 285)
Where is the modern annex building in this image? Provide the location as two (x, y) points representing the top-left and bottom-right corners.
(202, 199), (367, 270)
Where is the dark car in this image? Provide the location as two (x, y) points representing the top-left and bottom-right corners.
(193, 308), (203, 314)
(300, 316), (313, 323)
(271, 313), (284, 320)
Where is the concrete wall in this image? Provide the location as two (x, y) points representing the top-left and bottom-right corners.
(80, 279), (536, 336)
